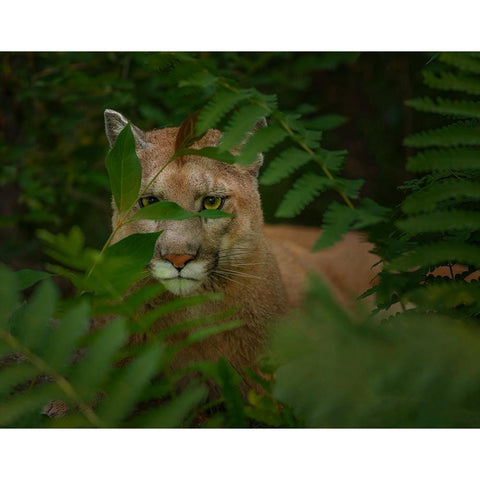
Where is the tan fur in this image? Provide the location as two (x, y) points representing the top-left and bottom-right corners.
(104, 111), (381, 381)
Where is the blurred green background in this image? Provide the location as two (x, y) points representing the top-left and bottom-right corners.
(0, 52), (434, 270)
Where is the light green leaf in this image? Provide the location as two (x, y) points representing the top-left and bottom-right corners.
(105, 124), (142, 214)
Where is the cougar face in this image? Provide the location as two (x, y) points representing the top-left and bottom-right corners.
(105, 110), (265, 297)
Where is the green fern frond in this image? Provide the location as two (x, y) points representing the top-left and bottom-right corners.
(196, 89), (248, 134)
(319, 149), (348, 175)
(275, 172), (331, 218)
(238, 124), (288, 165)
(219, 104), (270, 152)
(313, 202), (358, 250)
(388, 242), (480, 271)
(405, 97), (480, 119)
(260, 148), (312, 186)
(334, 178), (365, 199)
(408, 281), (480, 311)
(306, 114), (348, 131)
(423, 71), (480, 96)
(407, 148), (480, 172)
(440, 52), (480, 74)
(404, 123), (480, 148)
(397, 210), (480, 235)
(402, 180), (480, 213)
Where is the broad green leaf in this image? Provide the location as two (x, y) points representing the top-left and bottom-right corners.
(105, 124), (142, 214)
(129, 200), (234, 222)
(86, 232), (161, 296)
(97, 344), (164, 426)
(17, 269), (53, 290)
(0, 264), (19, 328)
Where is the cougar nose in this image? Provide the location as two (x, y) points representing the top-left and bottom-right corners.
(164, 254), (195, 270)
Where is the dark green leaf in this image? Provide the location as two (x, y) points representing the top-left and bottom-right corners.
(105, 124), (142, 214)
(17, 269), (53, 290)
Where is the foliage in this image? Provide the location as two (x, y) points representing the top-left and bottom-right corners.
(3, 52), (480, 428)
(271, 276), (480, 428)
(372, 52), (480, 316)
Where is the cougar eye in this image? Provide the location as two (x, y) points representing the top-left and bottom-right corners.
(139, 196), (160, 208)
(202, 196), (224, 210)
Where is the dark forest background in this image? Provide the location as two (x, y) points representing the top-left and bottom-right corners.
(1, 52), (435, 271)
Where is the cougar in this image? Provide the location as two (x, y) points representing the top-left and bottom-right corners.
(103, 109), (380, 376)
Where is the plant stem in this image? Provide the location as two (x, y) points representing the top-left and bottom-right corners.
(217, 79), (354, 209)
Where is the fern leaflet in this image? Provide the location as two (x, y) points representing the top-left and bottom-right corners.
(219, 104), (269, 152)
(275, 172), (331, 218)
(388, 242), (480, 271)
(404, 123), (480, 148)
(397, 210), (480, 235)
(402, 179), (480, 213)
(260, 148), (312, 186)
(196, 88), (248, 134)
(405, 97), (480, 119)
(313, 202), (358, 250)
(423, 71), (480, 96)
(407, 147), (480, 172)
(238, 124), (288, 165)
(439, 53), (480, 74)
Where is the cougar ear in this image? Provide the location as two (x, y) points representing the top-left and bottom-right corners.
(243, 117), (267, 178)
(104, 109), (149, 149)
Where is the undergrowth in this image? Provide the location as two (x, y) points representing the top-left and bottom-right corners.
(2, 52), (480, 427)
